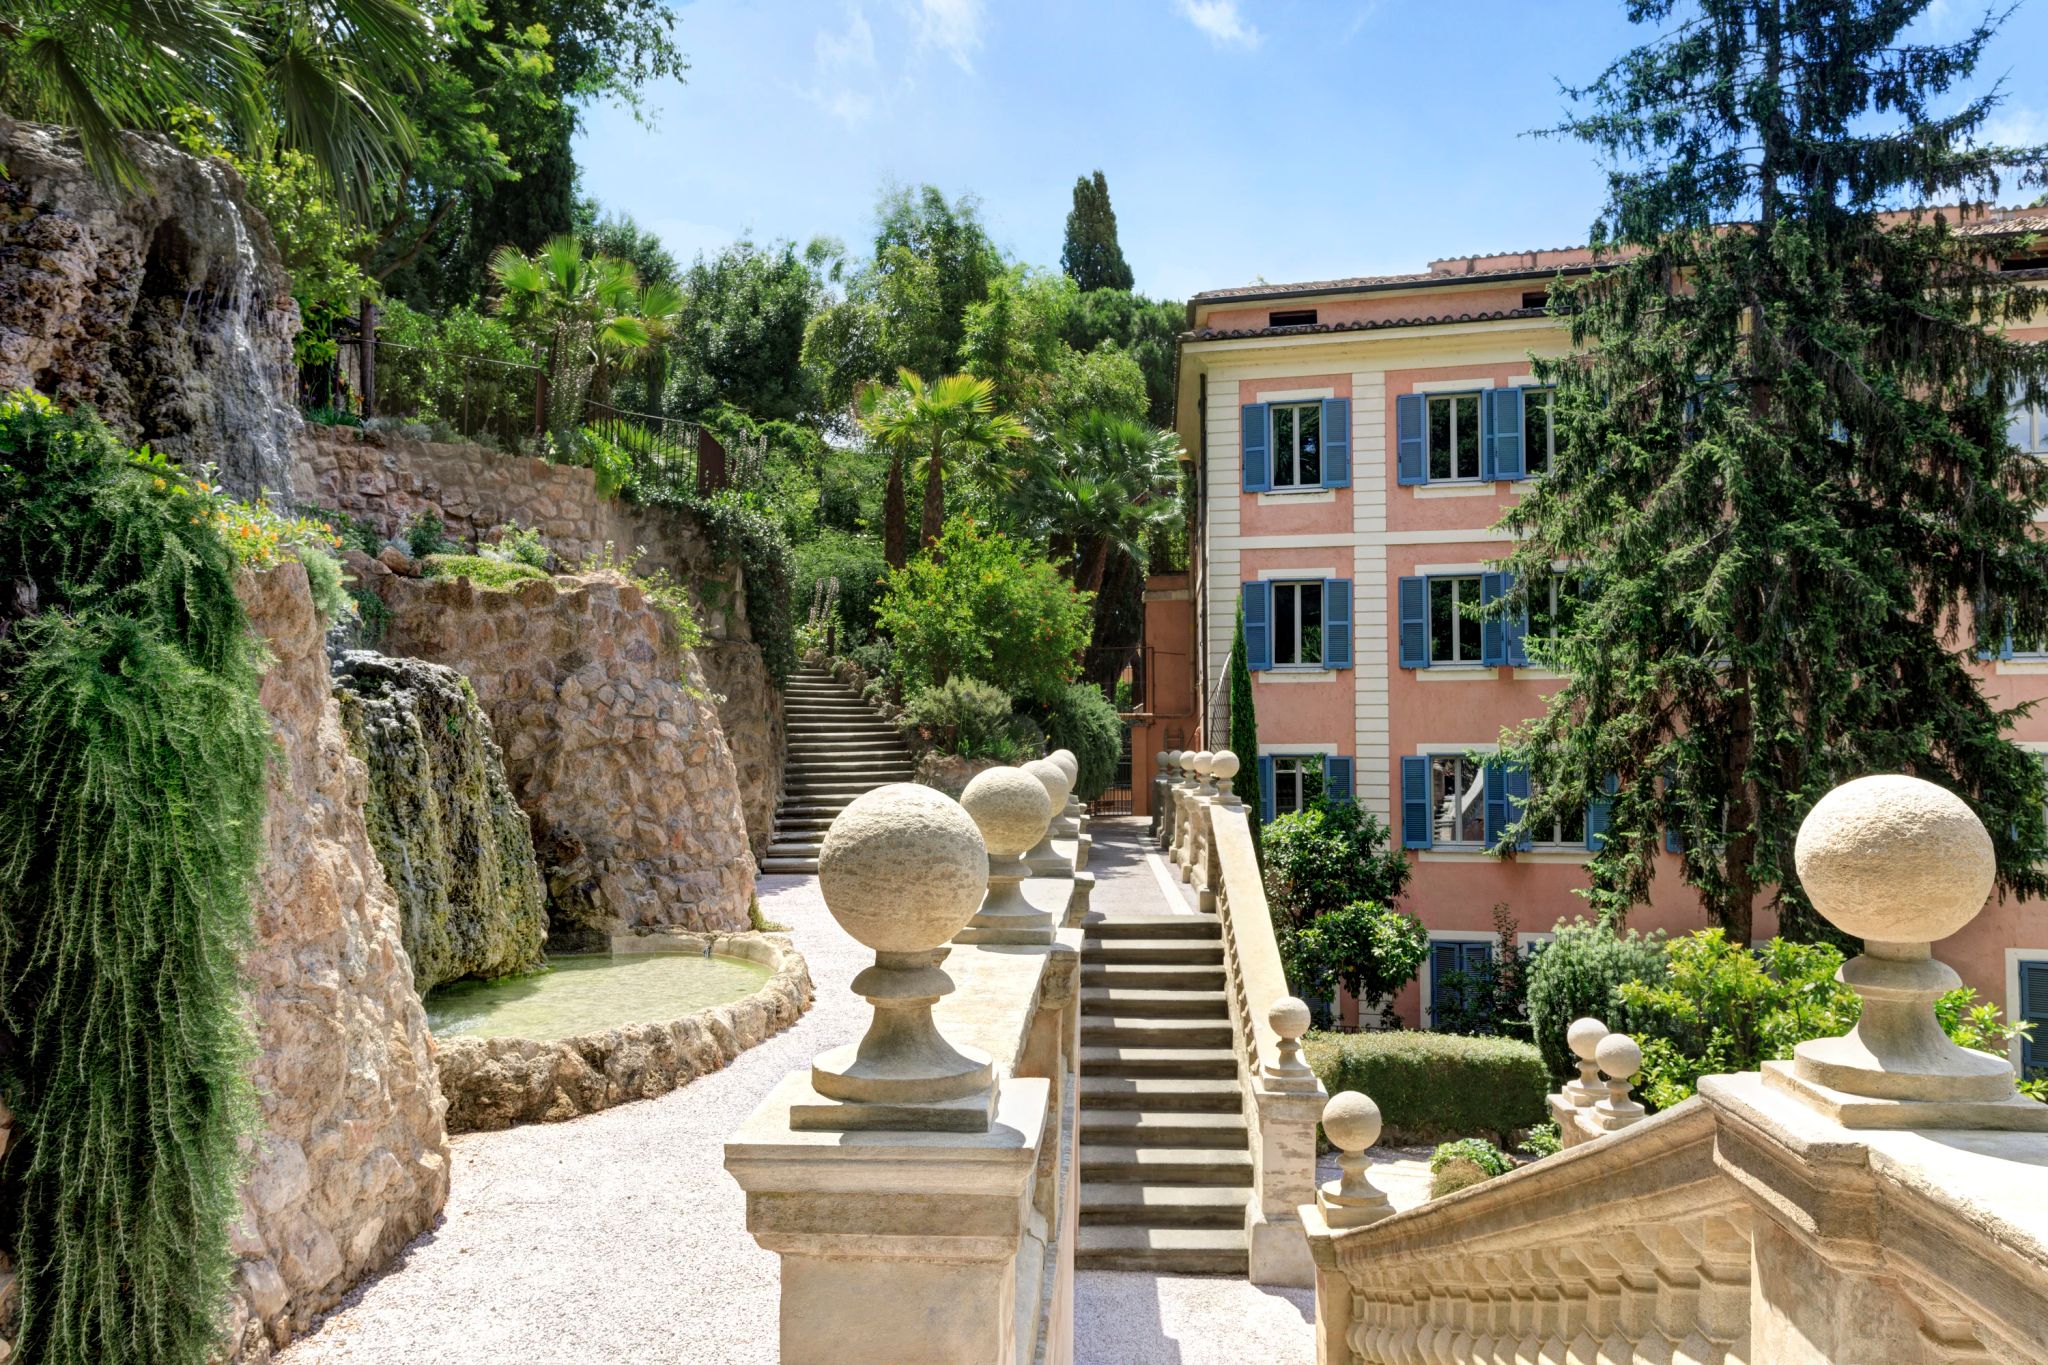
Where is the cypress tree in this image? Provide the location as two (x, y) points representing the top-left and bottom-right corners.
(1499, 0), (2048, 942)
(1230, 603), (1262, 863)
(1061, 170), (1136, 293)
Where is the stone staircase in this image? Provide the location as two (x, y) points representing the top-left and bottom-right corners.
(762, 666), (915, 874)
(1076, 913), (1251, 1275)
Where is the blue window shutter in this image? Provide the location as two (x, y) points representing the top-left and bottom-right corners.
(1480, 571), (1507, 666)
(1429, 941), (1464, 1027)
(1587, 773), (1619, 851)
(1504, 573), (1531, 667)
(1401, 756), (1432, 849)
(1325, 755), (1354, 806)
(1242, 403), (1271, 492)
(2022, 961), (2048, 1076)
(1321, 398), (1351, 488)
(1483, 760), (1510, 851)
(1258, 754), (1276, 825)
(1398, 576), (1430, 669)
(1396, 393), (1426, 484)
(1490, 387), (1526, 480)
(1323, 578), (1353, 669)
(1507, 763), (1533, 851)
(1242, 581), (1272, 671)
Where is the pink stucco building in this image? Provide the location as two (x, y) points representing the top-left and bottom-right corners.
(1169, 215), (2048, 1064)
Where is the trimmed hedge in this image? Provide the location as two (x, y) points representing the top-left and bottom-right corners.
(1305, 1030), (1549, 1145)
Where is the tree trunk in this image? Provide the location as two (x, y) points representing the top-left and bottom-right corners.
(1080, 537), (1114, 597)
(883, 454), (907, 569)
(920, 439), (946, 550)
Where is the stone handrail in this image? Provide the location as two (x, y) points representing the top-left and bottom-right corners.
(1210, 803), (1292, 1082)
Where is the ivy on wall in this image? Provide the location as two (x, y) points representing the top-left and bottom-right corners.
(643, 487), (797, 687)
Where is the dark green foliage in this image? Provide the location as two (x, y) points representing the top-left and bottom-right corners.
(1305, 1031), (1549, 1145)
(297, 503), (383, 557)
(1060, 170), (1135, 293)
(1229, 604), (1261, 863)
(0, 397), (271, 1365)
(405, 510), (459, 559)
(1063, 289), (1183, 427)
(895, 677), (1040, 762)
(1280, 901), (1430, 1017)
(1430, 906), (1535, 1041)
(645, 489), (797, 686)
(1262, 800), (1412, 923)
(664, 240), (827, 422)
(1502, 0), (2048, 941)
(421, 553), (549, 588)
(1429, 1137), (1515, 1198)
(1523, 918), (1669, 1080)
(793, 530), (888, 647)
(1035, 681), (1121, 801)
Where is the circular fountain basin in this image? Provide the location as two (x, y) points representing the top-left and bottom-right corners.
(429, 929), (814, 1132)
(427, 951), (772, 1041)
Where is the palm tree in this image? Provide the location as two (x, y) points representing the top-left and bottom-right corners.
(1018, 413), (1182, 594)
(489, 235), (659, 421)
(0, 0), (428, 214)
(858, 368), (1028, 558)
(856, 380), (914, 569)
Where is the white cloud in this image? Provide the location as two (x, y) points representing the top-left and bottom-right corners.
(816, 5), (877, 73)
(906, 0), (985, 73)
(1176, 0), (1261, 49)
(1983, 106), (2048, 149)
(806, 6), (882, 125)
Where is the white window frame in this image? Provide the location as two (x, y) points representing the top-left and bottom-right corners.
(1426, 390), (1485, 482)
(1425, 751), (1489, 849)
(1524, 782), (1587, 850)
(1271, 579), (1326, 669)
(2011, 395), (2048, 457)
(1427, 574), (1486, 666)
(1271, 754), (1326, 816)
(1269, 401), (1324, 490)
(1524, 386), (1558, 476)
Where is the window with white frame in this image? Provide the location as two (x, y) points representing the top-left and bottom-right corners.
(1427, 575), (1485, 665)
(1528, 573), (1584, 643)
(1429, 753), (1487, 846)
(1427, 392), (1484, 481)
(1523, 387), (1558, 476)
(1272, 581), (1325, 667)
(1271, 755), (1325, 816)
(1269, 402), (1323, 488)
(1525, 783), (1587, 847)
(2011, 393), (2048, 456)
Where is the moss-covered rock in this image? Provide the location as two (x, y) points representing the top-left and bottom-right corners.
(334, 651), (547, 990)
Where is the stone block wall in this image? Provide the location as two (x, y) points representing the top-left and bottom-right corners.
(374, 569), (756, 942)
(294, 425), (783, 852)
(230, 563), (450, 1362)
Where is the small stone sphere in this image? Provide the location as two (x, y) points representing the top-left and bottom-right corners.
(1025, 756), (1073, 809)
(1168, 749), (1186, 773)
(1321, 1090), (1383, 1152)
(1567, 1016), (1610, 1061)
(1155, 751), (1170, 772)
(960, 765), (1053, 859)
(1268, 995), (1310, 1041)
(1191, 750), (1214, 777)
(1210, 750), (1241, 782)
(1596, 1032), (1643, 1082)
(818, 783), (988, 953)
(1049, 748), (1079, 781)
(1793, 774), (1994, 945)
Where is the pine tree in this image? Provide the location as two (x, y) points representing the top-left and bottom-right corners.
(1060, 170), (1136, 293)
(1499, 0), (2048, 943)
(1230, 604), (1262, 864)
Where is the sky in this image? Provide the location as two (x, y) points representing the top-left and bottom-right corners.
(573, 0), (2048, 302)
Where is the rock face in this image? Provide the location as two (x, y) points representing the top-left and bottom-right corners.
(230, 563), (449, 1361)
(375, 569), (757, 945)
(435, 931), (813, 1131)
(0, 117), (300, 500)
(295, 424), (785, 852)
(332, 651), (548, 992)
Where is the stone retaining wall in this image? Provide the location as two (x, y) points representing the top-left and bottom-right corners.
(294, 425), (783, 852)
(374, 569), (756, 943)
(231, 563), (450, 1362)
(434, 931), (813, 1131)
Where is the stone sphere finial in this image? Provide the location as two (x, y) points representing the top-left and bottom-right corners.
(1322, 1090), (1383, 1154)
(1191, 750), (1214, 777)
(1155, 750), (1170, 773)
(1210, 750), (1241, 784)
(1263, 995), (1317, 1089)
(1564, 1016), (1610, 1107)
(1167, 749), (1183, 772)
(1568, 1017), (1609, 1061)
(960, 765), (1053, 859)
(1794, 773), (1993, 945)
(1269, 995), (1310, 1042)
(1596, 1032), (1642, 1083)
(818, 783), (987, 953)
(1026, 756), (1073, 808)
(1049, 748), (1079, 781)
(1591, 1031), (1646, 1132)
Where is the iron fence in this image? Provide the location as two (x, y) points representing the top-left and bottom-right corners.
(1092, 723), (1137, 816)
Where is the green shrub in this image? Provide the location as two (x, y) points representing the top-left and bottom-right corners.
(405, 509), (456, 558)
(1304, 1030), (1549, 1145)
(1282, 901), (1430, 1017)
(1431, 906), (1535, 1041)
(641, 488), (796, 685)
(376, 300), (537, 447)
(896, 677), (1039, 761)
(1035, 681), (1121, 800)
(875, 518), (1094, 704)
(1520, 1121), (1563, 1158)
(422, 553), (549, 589)
(1428, 1136), (1516, 1197)
(0, 395), (272, 1365)
(793, 529), (889, 646)
(488, 521), (552, 570)
(296, 502), (382, 557)
(1263, 800), (1411, 922)
(1524, 917), (1669, 1080)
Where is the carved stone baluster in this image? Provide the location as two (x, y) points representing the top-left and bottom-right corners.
(1463, 1256), (1507, 1365)
(1606, 1231), (1664, 1363)
(1574, 1246), (1626, 1364)
(1644, 1223), (1708, 1365)
(1548, 1246), (1600, 1365)
(1691, 1213), (1751, 1363)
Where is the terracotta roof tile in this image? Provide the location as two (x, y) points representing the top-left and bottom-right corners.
(1184, 306), (1552, 343)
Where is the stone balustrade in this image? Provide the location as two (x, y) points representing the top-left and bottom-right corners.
(1302, 775), (2048, 1364)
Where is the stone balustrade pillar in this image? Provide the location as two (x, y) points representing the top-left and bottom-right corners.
(1178, 752), (1216, 880)
(1192, 751), (1240, 914)
(1169, 751), (1205, 867)
(1022, 757), (1075, 878)
(725, 783), (1057, 1365)
(1148, 751), (1171, 843)
(1300, 1087), (1395, 1365)
(956, 766), (1055, 947)
(1046, 748), (1090, 869)
(1247, 997), (1328, 1287)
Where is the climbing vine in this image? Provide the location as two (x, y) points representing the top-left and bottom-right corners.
(0, 394), (274, 1365)
(641, 487), (797, 686)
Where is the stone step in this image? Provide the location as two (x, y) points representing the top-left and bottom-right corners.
(1079, 914), (1220, 941)
(1079, 987), (1231, 1018)
(777, 801), (856, 817)
(1080, 1017), (1236, 1049)
(760, 856), (819, 875)
(1080, 938), (1225, 965)
(1079, 1046), (1238, 1079)
(1074, 1226), (1248, 1274)
(787, 757), (915, 773)
(784, 777), (900, 794)
(1079, 963), (1227, 992)
(766, 841), (823, 858)
(1077, 1076), (1242, 1112)
(786, 738), (907, 751)
(1078, 1183), (1248, 1227)
(1078, 1145), (1253, 1186)
(1079, 1112), (1248, 1150)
